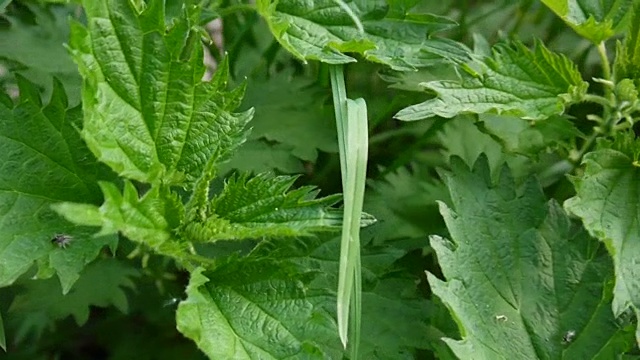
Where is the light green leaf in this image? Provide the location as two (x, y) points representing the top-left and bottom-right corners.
(176, 264), (341, 360)
(541, 0), (633, 43)
(257, 0), (470, 70)
(430, 155), (635, 359)
(565, 133), (640, 338)
(0, 76), (116, 291)
(69, 0), (252, 184)
(396, 40), (588, 121)
(54, 181), (183, 257)
(8, 259), (138, 342)
(0, 3), (81, 103)
(181, 174), (367, 242)
(614, 2), (640, 86)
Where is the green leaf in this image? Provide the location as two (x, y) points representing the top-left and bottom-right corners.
(364, 165), (449, 245)
(222, 140), (306, 174)
(395, 40), (588, 121)
(477, 114), (582, 157)
(565, 133), (640, 336)
(8, 259), (138, 342)
(181, 174), (358, 242)
(69, 0), (252, 184)
(437, 116), (533, 182)
(0, 76), (116, 291)
(217, 234), (430, 359)
(176, 264), (341, 360)
(241, 71), (337, 162)
(430, 155), (634, 359)
(257, 0), (470, 70)
(614, 2), (640, 86)
(53, 181), (184, 258)
(541, 0), (633, 43)
(0, 3), (81, 103)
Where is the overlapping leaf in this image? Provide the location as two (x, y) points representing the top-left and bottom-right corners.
(176, 263), (341, 360)
(541, 0), (633, 43)
(565, 133), (640, 337)
(257, 0), (470, 70)
(240, 72), (337, 163)
(0, 77), (116, 291)
(429, 155), (634, 359)
(0, 3), (81, 102)
(68, 0), (252, 184)
(478, 114), (581, 157)
(395, 41), (588, 121)
(364, 166), (449, 245)
(210, 236), (428, 359)
(53, 181), (184, 257)
(182, 174), (364, 243)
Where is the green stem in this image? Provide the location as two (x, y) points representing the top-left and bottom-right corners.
(582, 93), (612, 108)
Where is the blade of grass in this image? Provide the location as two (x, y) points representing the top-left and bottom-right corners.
(330, 64), (368, 358)
(0, 311), (5, 351)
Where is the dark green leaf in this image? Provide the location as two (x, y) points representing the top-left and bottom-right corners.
(614, 2), (640, 86)
(257, 0), (470, 70)
(396, 40), (588, 121)
(176, 264), (341, 359)
(430, 155), (634, 359)
(8, 259), (138, 342)
(241, 71), (337, 162)
(565, 133), (640, 335)
(0, 76), (116, 291)
(541, 0), (633, 43)
(477, 114), (581, 157)
(0, 3), (81, 103)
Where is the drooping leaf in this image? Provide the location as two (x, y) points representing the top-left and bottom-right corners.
(395, 40), (588, 121)
(614, 1), (640, 86)
(68, 0), (252, 185)
(0, 76), (116, 291)
(8, 259), (138, 342)
(565, 133), (640, 338)
(257, 0), (470, 70)
(541, 0), (633, 43)
(429, 155), (635, 359)
(0, 2), (81, 103)
(176, 263), (341, 360)
(181, 174), (366, 242)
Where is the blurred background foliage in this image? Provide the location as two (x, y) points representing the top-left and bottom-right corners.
(0, 0), (608, 358)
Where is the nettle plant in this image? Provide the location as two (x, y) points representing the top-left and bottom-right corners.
(2, 0), (640, 359)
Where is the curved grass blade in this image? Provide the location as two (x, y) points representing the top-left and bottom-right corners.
(330, 65), (368, 358)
